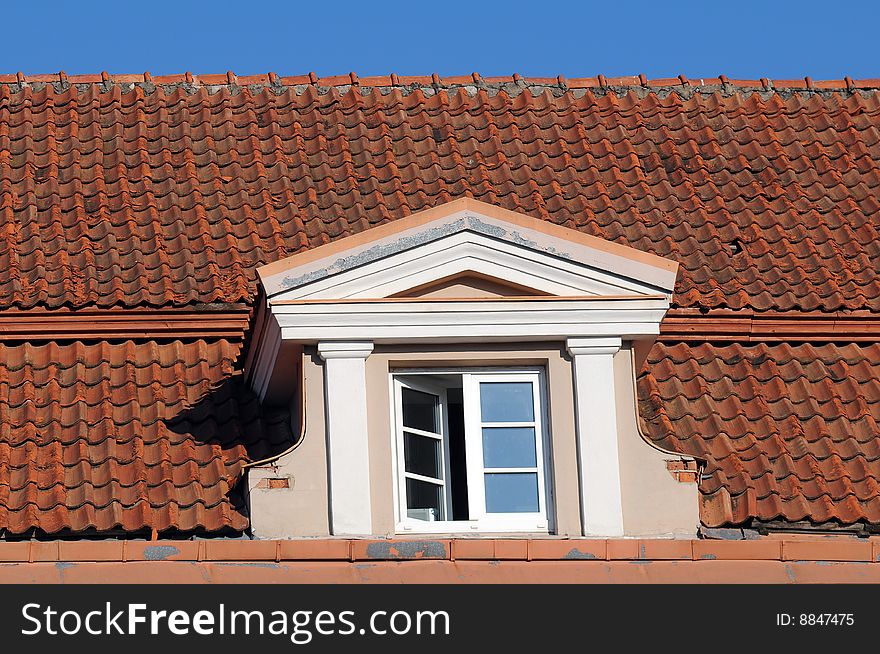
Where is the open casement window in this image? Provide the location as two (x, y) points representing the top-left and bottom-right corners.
(392, 369), (550, 533)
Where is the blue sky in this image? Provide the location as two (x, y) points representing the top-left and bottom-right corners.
(2, 0), (876, 80)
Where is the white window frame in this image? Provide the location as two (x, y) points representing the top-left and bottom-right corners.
(392, 367), (552, 534)
(393, 376), (452, 522)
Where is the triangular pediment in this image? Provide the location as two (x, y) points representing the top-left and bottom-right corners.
(391, 273), (551, 299)
(257, 199), (678, 302)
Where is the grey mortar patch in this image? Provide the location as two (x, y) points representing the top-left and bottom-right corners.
(464, 216), (507, 239)
(365, 540), (447, 560)
(278, 218), (467, 290)
(276, 213), (576, 292)
(563, 548), (598, 560)
(473, 220), (575, 261)
(143, 545), (181, 561)
(1, 80), (871, 102)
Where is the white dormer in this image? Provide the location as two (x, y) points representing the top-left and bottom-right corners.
(244, 199), (698, 539)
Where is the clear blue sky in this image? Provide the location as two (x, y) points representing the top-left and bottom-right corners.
(2, 0), (876, 80)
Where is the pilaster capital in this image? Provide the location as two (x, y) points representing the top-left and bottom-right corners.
(317, 341), (375, 360)
(566, 336), (622, 357)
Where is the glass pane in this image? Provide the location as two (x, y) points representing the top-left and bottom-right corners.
(404, 432), (442, 479)
(479, 382), (534, 423)
(402, 387), (439, 433)
(484, 473), (539, 513)
(406, 478), (444, 520)
(482, 427), (537, 468)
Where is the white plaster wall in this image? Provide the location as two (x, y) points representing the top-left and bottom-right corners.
(247, 342), (701, 539)
(614, 346), (700, 537)
(247, 348), (330, 539)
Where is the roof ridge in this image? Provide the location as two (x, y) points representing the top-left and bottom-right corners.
(1, 71), (878, 94)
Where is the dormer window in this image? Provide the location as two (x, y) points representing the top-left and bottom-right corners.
(245, 198), (698, 539)
(393, 369), (550, 533)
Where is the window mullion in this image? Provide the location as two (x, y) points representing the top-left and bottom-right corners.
(482, 467), (540, 474)
(404, 472), (446, 486)
(393, 378), (408, 526)
(533, 375), (548, 522)
(461, 373), (486, 521)
(439, 388), (453, 520)
(401, 425), (444, 440)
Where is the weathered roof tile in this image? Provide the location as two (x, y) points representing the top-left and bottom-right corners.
(640, 343), (880, 527)
(0, 339), (291, 535)
(1, 82), (879, 312)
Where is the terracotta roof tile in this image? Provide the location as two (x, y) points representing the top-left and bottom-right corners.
(0, 81), (879, 312)
(0, 339), (291, 535)
(640, 342), (880, 527)
(0, 72), (879, 534)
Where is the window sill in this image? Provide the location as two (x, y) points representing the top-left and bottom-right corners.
(396, 521), (550, 536)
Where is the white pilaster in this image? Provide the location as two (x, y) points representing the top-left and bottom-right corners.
(566, 337), (624, 537)
(318, 341), (374, 535)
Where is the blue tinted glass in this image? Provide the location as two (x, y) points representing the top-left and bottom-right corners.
(482, 427), (537, 468)
(484, 473), (539, 513)
(479, 382), (534, 422)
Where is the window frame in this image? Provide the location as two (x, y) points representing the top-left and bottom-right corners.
(393, 376), (452, 522)
(391, 366), (553, 534)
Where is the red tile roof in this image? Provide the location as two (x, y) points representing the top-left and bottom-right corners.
(640, 342), (880, 527)
(0, 339), (290, 534)
(0, 76), (878, 313)
(0, 73), (878, 534)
